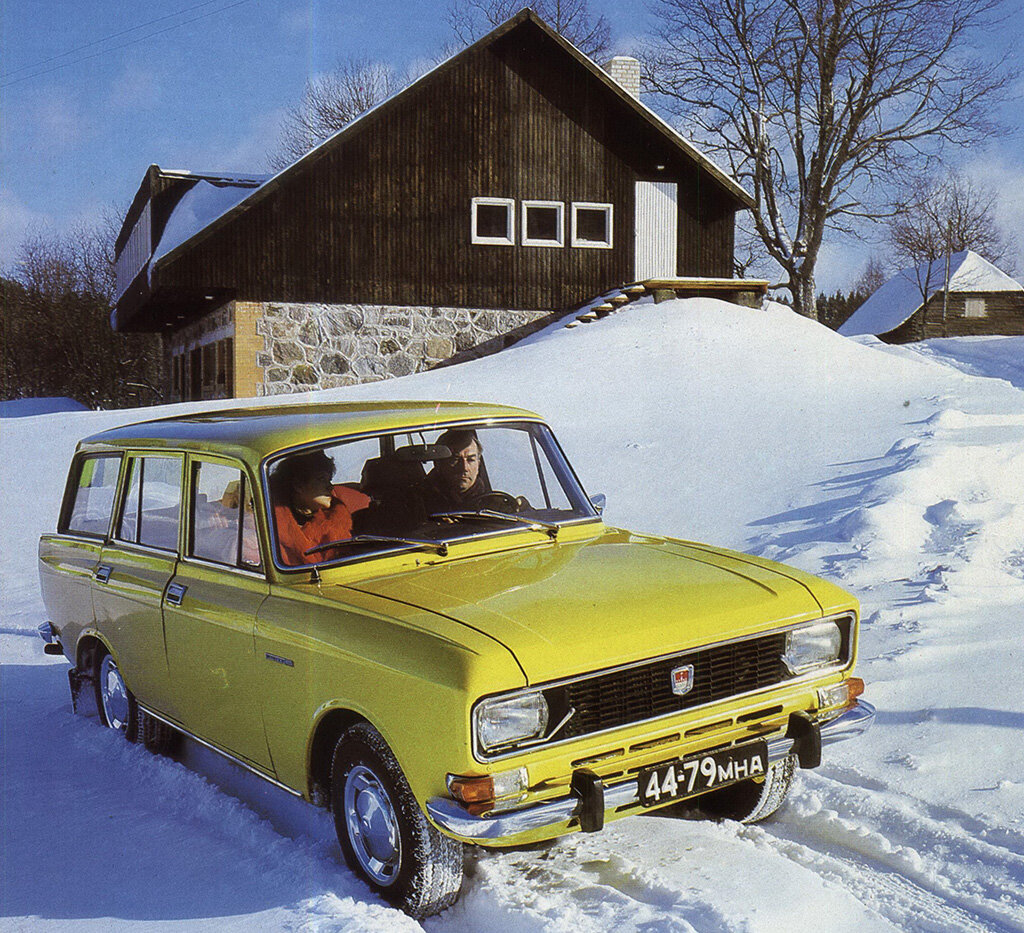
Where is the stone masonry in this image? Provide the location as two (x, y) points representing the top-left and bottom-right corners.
(250, 301), (552, 397)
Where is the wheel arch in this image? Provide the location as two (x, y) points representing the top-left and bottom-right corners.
(307, 706), (370, 807)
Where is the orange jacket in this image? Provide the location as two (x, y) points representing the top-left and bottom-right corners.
(274, 485), (369, 566)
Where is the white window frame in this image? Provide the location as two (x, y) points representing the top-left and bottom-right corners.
(521, 200), (565, 247)
(963, 297), (986, 318)
(471, 197), (516, 246)
(571, 202), (614, 249)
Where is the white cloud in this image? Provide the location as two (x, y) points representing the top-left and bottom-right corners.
(184, 106), (289, 174)
(107, 62), (160, 111)
(28, 90), (89, 151)
(0, 192), (52, 272)
(962, 150), (1024, 279)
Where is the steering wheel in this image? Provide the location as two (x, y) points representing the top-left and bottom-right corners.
(468, 491), (523, 513)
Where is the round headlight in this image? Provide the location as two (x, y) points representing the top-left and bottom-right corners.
(783, 620), (842, 674)
(475, 692), (549, 752)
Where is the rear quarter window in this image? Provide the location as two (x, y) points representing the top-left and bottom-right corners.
(63, 455), (122, 537)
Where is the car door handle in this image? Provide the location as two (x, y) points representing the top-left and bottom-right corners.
(94, 565), (113, 584)
(165, 583), (188, 606)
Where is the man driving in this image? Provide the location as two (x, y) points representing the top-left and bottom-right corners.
(422, 429), (489, 513)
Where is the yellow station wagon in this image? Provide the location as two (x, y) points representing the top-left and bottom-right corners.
(38, 401), (874, 917)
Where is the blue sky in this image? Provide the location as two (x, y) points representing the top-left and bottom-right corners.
(2, 0), (1021, 292)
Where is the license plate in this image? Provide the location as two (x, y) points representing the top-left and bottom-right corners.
(638, 741), (769, 807)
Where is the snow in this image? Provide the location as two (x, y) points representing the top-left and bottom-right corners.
(4, 298), (1024, 931)
(0, 396), (89, 418)
(151, 179), (265, 266)
(839, 251), (1023, 337)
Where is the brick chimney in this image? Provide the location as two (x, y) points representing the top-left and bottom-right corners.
(603, 56), (641, 100)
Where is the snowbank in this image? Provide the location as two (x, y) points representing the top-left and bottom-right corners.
(3, 298), (1024, 931)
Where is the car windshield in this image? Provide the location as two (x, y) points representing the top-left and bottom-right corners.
(265, 420), (596, 568)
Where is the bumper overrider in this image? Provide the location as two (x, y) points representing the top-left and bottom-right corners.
(427, 700), (875, 843)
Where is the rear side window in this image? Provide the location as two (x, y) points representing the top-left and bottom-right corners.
(190, 461), (262, 570)
(117, 456), (183, 552)
(65, 455), (122, 537)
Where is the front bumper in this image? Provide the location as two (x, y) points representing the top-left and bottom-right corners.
(427, 699), (875, 843)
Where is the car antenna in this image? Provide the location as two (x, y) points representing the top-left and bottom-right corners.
(310, 564), (322, 588)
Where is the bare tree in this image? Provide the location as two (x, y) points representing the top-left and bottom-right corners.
(2, 220), (163, 408)
(644, 0), (1013, 320)
(270, 59), (399, 170)
(447, 0), (611, 59)
(853, 255), (889, 296)
(890, 171), (1013, 267)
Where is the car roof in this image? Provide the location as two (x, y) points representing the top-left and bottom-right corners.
(79, 400), (543, 463)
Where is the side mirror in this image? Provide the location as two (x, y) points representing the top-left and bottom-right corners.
(590, 493), (606, 514)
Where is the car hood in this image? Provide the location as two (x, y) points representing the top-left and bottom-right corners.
(343, 528), (832, 684)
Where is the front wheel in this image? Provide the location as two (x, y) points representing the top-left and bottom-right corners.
(695, 754), (796, 823)
(331, 723), (463, 918)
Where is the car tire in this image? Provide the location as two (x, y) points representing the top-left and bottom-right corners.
(330, 723), (463, 919)
(141, 710), (178, 755)
(695, 754), (796, 823)
(94, 650), (142, 743)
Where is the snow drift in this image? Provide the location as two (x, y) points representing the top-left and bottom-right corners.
(3, 298), (1024, 932)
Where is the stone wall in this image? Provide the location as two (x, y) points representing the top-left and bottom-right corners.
(251, 302), (553, 396)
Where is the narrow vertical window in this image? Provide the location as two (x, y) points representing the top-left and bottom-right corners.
(471, 197), (515, 245)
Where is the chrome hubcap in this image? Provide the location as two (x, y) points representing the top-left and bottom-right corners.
(99, 655), (129, 731)
(344, 765), (401, 886)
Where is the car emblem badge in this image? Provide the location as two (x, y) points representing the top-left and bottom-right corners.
(670, 664), (695, 696)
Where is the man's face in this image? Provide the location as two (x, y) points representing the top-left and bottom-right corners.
(440, 441), (480, 495)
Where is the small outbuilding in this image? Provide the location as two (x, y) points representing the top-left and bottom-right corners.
(111, 9), (757, 401)
(839, 251), (1024, 343)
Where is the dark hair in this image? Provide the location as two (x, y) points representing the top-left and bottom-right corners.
(270, 449), (335, 501)
(436, 428), (482, 456)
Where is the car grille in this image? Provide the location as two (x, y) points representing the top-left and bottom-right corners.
(545, 632), (789, 741)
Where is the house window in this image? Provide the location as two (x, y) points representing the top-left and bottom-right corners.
(964, 297), (986, 318)
(522, 201), (564, 247)
(471, 198), (515, 245)
(572, 202), (613, 248)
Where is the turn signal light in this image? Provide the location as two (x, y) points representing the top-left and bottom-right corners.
(817, 677), (866, 710)
(447, 767), (528, 815)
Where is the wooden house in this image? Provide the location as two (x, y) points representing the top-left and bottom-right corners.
(839, 251), (1024, 343)
(112, 9), (755, 400)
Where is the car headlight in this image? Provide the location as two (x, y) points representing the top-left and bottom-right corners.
(474, 692), (549, 752)
(783, 619), (843, 674)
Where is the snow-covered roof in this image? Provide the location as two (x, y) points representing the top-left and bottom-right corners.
(152, 180), (264, 265)
(149, 9), (752, 272)
(839, 251), (1023, 337)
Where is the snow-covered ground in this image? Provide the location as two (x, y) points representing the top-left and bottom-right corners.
(2, 300), (1023, 932)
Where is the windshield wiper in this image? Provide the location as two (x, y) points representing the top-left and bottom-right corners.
(430, 510), (559, 539)
(304, 535), (448, 557)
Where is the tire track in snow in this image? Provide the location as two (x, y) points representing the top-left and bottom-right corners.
(747, 770), (1024, 933)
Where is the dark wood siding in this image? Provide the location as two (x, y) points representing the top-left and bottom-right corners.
(882, 291), (1024, 343)
(153, 19), (738, 317)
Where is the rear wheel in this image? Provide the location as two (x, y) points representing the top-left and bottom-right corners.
(695, 755), (796, 823)
(331, 723), (463, 918)
(95, 650), (142, 743)
(94, 649), (175, 753)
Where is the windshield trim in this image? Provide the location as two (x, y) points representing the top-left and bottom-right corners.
(261, 416), (599, 574)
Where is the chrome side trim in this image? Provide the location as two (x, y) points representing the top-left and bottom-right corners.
(137, 704), (303, 799)
(430, 700), (876, 843)
(474, 613), (856, 762)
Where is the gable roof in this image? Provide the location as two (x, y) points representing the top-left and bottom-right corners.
(148, 8), (752, 273)
(839, 250), (1024, 337)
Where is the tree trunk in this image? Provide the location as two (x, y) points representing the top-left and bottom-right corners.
(791, 272), (818, 321)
